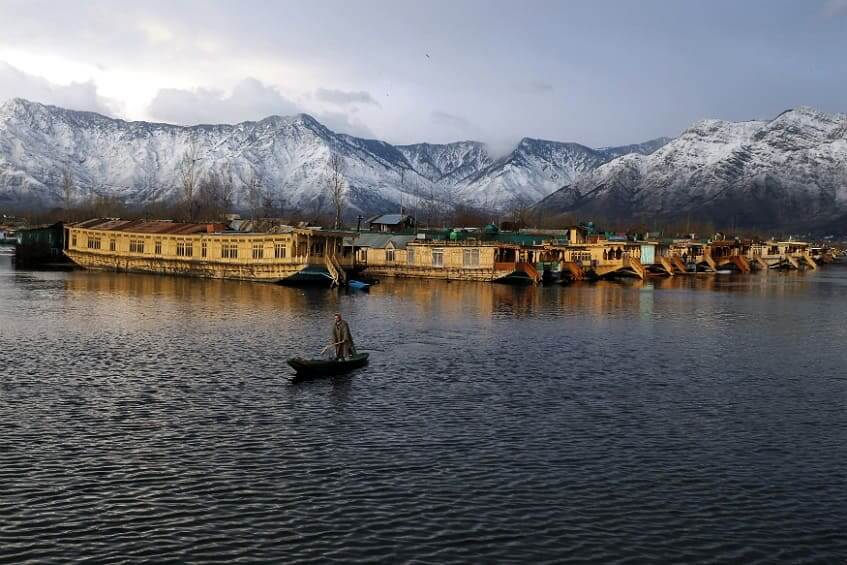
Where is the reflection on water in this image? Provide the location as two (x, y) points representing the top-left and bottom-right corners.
(1, 253), (847, 563)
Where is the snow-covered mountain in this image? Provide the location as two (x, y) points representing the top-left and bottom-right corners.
(396, 141), (492, 186)
(0, 98), (669, 214)
(0, 98), (428, 212)
(459, 137), (671, 206)
(537, 107), (847, 229)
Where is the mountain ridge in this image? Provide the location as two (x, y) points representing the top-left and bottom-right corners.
(535, 106), (847, 230)
(0, 97), (669, 214)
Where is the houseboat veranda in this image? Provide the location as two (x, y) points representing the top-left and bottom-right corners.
(64, 218), (349, 285)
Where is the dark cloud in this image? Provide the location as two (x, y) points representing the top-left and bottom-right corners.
(315, 88), (380, 107)
(0, 61), (114, 115)
(823, 0), (847, 15)
(148, 78), (300, 125)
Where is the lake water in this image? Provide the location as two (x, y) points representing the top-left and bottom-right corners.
(1, 246), (846, 563)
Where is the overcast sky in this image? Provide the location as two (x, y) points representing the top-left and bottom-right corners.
(0, 0), (845, 151)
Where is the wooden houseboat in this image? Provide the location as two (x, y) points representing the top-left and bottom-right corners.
(64, 218), (349, 285)
(748, 240), (816, 270)
(14, 222), (68, 265)
(810, 246), (836, 264)
(541, 238), (650, 281)
(705, 240), (752, 273)
(350, 238), (542, 283)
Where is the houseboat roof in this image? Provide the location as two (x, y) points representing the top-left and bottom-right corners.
(71, 218), (351, 238)
(343, 233), (416, 249)
(72, 218), (226, 234)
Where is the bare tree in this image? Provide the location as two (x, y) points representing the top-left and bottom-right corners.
(262, 190), (279, 224)
(418, 184), (440, 228)
(507, 195), (531, 230)
(177, 141), (200, 221)
(326, 154), (346, 228)
(243, 170), (265, 227)
(197, 167), (234, 221)
(62, 167), (75, 211)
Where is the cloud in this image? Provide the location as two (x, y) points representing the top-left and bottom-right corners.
(529, 80), (554, 92)
(148, 77), (300, 125)
(146, 76), (372, 137)
(316, 111), (373, 138)
(0, 60), (115, 115)
(822, 0), (847, 16)
(431, 110), (474, 130)
(315, 88), (380, 107)
(137, 21), (175, 44)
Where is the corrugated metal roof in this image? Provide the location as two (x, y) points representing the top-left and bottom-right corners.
(367, 214), (410, 225)
(71, 218), (226, 234)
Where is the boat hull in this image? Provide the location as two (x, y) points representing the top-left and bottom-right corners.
(287, 353), (369, 377)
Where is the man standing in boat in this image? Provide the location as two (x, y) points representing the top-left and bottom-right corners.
(332, 313), (356, 360)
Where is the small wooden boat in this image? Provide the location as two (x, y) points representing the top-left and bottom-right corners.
(287, 352), (369, 377)
(348, 279), (371, 290)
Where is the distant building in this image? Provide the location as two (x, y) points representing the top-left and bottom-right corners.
(366, 213), (415, 233)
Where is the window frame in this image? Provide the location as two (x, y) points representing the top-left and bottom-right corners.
(274, 242), (287, 259)
(462, 247), (480, 267)
(221, 242), (238, 259)
(432, 247), (444, 268)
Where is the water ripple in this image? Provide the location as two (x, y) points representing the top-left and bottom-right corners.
(1, 259), (846, 563)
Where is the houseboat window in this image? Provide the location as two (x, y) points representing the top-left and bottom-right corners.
(177, 241), (193, 257)
(407, 248), (416, 264)
(201, 241), (207, 258)
(463, 248), (480, 267)
(222, 243), (238, 259)
(432, 248), (444, 267)
(71, 234), (77, 247)
(275, 242), (287, 259)
(87, 236), (101, 250)
(386, 248), (395, 262)
(109, 239), (116, 252)
(154, 240), (162, 255)
(130, 240), (144, 254)
(252, 242), (264, 259)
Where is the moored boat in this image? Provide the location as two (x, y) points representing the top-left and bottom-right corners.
(64, 218), (350, 286)
(348, 279), (371, 289)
